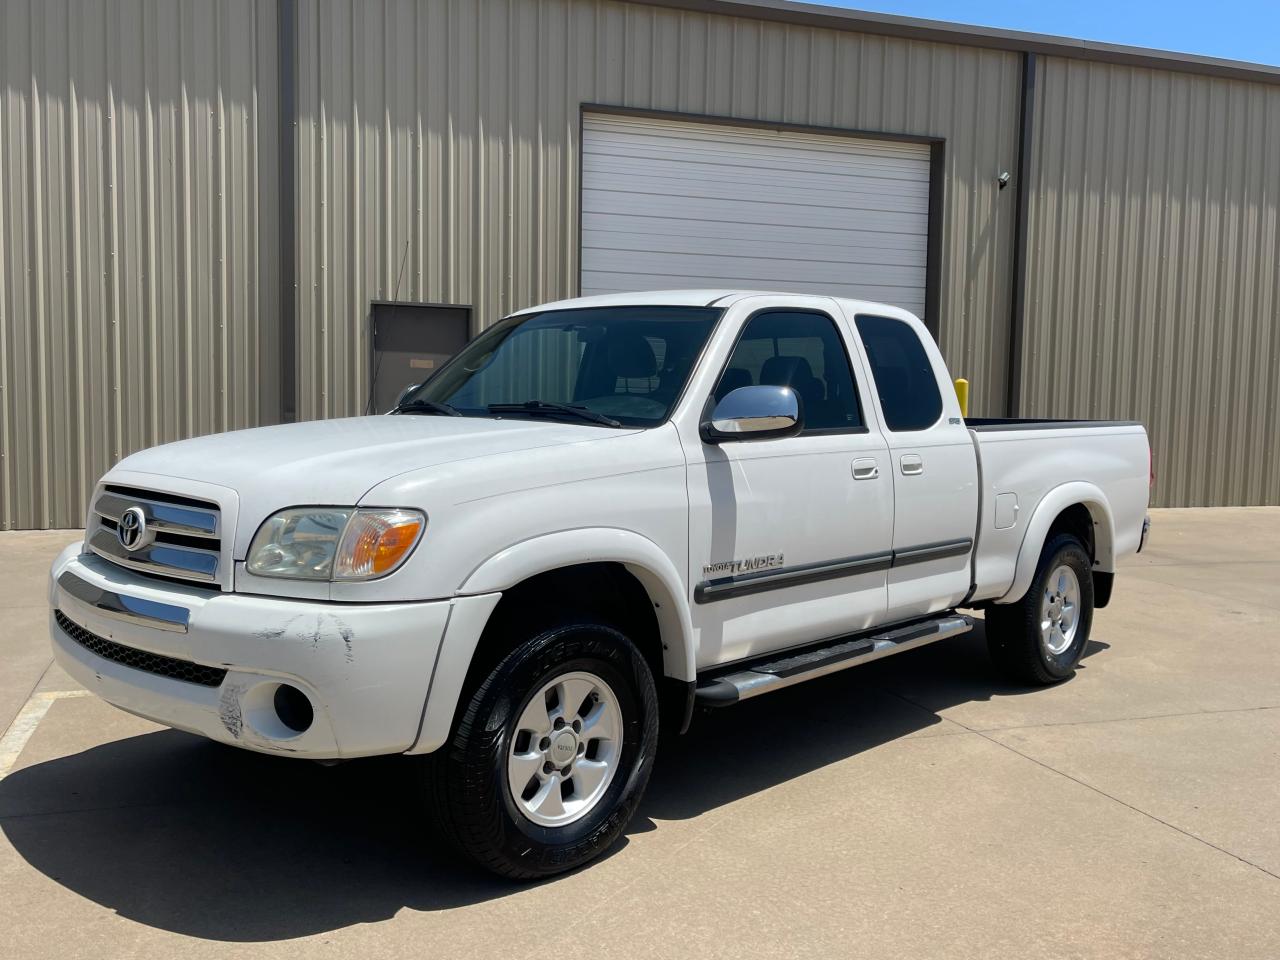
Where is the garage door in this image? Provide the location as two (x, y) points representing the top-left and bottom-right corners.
(581, 114), (932, 317)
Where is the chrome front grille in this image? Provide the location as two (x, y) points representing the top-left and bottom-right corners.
(89, 485), (222, 585)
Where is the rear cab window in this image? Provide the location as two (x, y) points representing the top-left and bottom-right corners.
(854, 315), (943, 432)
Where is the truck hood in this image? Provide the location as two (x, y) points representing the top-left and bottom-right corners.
(111, 415), (637, 555)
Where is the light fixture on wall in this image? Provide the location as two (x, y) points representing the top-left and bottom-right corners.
(998, 171), (1012, 189)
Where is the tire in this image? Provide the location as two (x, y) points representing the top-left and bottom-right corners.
(425, 622), (659, 879)
(986, 532), (1094, 685)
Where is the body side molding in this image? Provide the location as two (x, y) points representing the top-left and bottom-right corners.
(694, 538), (973, 604)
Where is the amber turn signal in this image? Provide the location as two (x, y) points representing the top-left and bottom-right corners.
(333, 509), (426, 580)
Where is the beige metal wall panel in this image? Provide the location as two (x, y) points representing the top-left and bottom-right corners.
(1022, 57), (1280, 506)
(293, 0), (1022, 422)
(0, 0), (280, 529)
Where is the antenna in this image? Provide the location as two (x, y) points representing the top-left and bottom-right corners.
(366, 239), (412, 415)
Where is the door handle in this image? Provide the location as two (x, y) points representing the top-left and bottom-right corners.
(852, 458), (879, 480)
(900, 454), (924, 476)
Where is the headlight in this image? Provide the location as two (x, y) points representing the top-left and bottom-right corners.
(246, 507), (426, 581)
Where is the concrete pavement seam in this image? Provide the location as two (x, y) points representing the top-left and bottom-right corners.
(973, 703), (1280, 733)
(1121, 571), (1280, 613)
(973, 728), (1280, 882)
(1131, 559), (1280, 568)
(878, 687), (1280, 883)
(0, 795), (199, 823)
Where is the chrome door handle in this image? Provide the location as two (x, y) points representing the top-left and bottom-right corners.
(900, 454), (924, 476)
(852, 458), (879, 480)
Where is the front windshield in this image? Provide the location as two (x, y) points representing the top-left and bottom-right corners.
(400, 305), (723, 427)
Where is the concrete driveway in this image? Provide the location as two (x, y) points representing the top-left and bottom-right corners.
(1, 508), (1277, 958)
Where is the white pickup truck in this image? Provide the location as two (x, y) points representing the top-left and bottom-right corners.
(48, 290), (1150, 877)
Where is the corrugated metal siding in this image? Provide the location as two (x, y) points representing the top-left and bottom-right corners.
(293, 0), (1022, 422)
(0, 0), (280, 529)
(15, 0), (1273, 521)
(1022, 57), (1280, 506)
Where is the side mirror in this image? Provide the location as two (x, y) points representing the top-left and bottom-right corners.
(701, 385), (802, 444)
(396, 383), (420, 407)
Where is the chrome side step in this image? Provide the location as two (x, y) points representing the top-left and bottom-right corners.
(694, 614), (974, 707)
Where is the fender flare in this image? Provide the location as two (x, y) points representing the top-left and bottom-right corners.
(458, 527), (696, 682)
(997, 482), (1116, 604)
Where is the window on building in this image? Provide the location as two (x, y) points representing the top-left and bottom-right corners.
(713, 310), (864, 433)
(854, 314), (943, 431)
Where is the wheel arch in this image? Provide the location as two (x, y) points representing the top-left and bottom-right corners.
(457, 527), (695, 682)
(407, 529), (694, 755)
(996, 482), (1116, 605)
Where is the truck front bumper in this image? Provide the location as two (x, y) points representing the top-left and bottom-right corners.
(48, 544), (459, 759)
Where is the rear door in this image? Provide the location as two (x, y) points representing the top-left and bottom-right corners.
(843, 310), (978, 619)
(679, 296), (893, 668)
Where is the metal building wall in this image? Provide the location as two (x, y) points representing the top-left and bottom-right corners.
(1021, 57), (1280, 506)
(293, 0), (1023, 422)
(13, 0), (1273, 525)
(0, 0), (281, 529)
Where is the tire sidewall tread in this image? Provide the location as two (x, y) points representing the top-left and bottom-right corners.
(987, 533), (1095, 685)
(427, 622), (658, 879)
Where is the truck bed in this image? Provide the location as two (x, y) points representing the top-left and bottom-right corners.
(965, 418), (1150, 604)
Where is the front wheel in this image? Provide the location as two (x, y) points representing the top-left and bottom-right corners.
(986, 532), (1094, 685)
(425, 622), (658, 879)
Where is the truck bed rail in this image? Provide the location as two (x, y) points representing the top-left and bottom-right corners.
(966, 418), (1143, 432)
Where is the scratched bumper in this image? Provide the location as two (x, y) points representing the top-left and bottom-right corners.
(47, 544), (450, 759)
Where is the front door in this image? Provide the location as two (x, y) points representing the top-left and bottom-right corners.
(681, 298), (893, 669)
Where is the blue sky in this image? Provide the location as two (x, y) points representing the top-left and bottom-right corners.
(809, 1), (1280, 66)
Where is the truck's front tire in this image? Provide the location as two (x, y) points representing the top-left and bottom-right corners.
(986, 533), (1094, 685)
(425, 622), (659, 879)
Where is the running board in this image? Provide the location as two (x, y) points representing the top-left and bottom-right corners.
(694, 614), (974, 707)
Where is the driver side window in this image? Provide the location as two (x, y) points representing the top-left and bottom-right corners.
(713, 311), (865, 433)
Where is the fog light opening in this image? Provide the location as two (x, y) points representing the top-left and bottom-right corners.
(273, 683), (314, 734)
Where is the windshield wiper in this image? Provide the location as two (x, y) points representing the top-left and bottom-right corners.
(487, 400), (622, 428)
(394, 398), (462, 417)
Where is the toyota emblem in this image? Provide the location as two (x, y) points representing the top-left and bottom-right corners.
(117, 506), (150, 552)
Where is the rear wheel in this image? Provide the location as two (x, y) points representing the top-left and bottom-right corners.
(986, 533), (1094, 685)
(425, 622), (658, 879)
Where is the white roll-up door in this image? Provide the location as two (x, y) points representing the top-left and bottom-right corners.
(581, 113), (932, 317)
